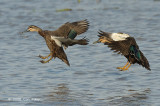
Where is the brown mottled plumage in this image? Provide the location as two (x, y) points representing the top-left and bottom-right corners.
(94, 30), (150, 71)
(26, 19), (89, 66)
(53, 19), (89, 38)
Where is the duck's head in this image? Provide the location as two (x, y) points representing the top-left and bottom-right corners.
(27, 25), (41, 32)
(93, 36), (109, 44)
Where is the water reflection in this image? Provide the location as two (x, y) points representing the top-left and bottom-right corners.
(108, 88), (151, 106)
(43, 83), (83, 106)
(44, 83), (70, 102)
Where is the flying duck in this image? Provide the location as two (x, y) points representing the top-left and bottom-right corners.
(93, 30), (150, 71)
(26, 19), (89, 66)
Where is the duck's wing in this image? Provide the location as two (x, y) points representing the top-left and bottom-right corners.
(53, 19), (89, 39)
(138, 50), (151, 70)
(97, 30), (114, 43)
(105, 37), (150, 70)
(46, 39), (70, 66)
(98, 30), (112, 38)
(54, 45), (70, 66)
(105, 37), (138, 56)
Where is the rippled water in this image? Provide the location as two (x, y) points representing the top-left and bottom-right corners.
(0, 0), (160, 106)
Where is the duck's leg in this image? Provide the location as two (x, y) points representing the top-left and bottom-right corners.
(40, 55), (53, 63)
(123, 63), (131, 71)
(117, 61), (129, 71)
(38, 53), (51, 59)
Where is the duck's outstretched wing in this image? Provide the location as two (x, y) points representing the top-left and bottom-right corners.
(105, 37), (138, 56)
(53, 19), (89, 39)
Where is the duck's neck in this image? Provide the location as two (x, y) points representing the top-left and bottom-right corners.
(38, 29), (45, 38)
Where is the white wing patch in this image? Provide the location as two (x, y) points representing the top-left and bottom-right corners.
(51, 36), (62, 47)
(111, 33), (130, 41)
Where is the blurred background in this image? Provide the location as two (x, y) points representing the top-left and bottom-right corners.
(0, 0), (160, 105)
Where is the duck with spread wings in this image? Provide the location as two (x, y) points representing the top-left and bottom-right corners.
(26, 19), (89, 66)
(93, 30), (150, 71)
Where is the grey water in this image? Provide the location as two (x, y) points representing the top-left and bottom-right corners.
(0, 0), (160, 106)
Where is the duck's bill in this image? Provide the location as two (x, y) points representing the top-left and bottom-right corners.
(93, 40), (100, 44)
(20, 29), (30, 34)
